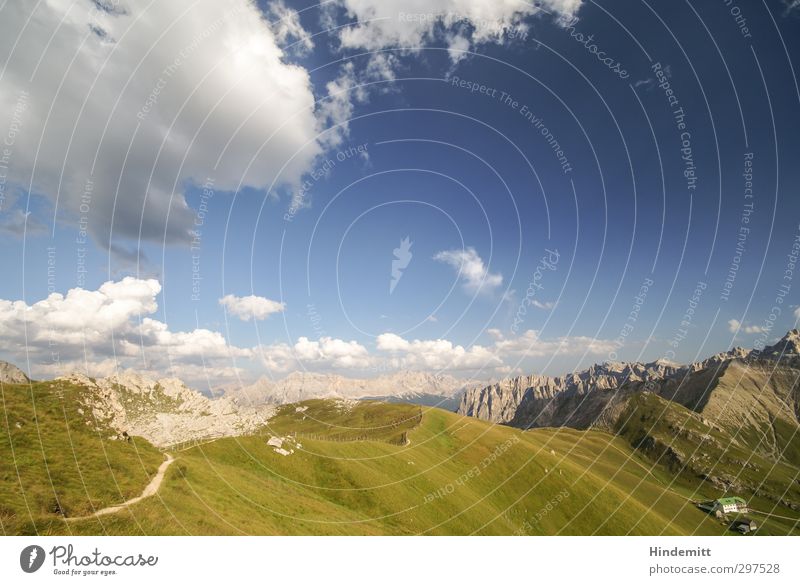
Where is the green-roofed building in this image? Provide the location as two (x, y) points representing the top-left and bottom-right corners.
(698, 497), (748, 515)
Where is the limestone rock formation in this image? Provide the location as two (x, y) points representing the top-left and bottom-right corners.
(0, 360), (30, 384)
(458, 330), (800, 430)
(60, 370), (274, 448)
(458, 360), (683, 426)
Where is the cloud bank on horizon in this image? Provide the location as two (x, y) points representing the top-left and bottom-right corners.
(0, 277), (614, 384)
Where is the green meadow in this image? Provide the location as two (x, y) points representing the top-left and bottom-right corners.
(1, 381), (797, 535)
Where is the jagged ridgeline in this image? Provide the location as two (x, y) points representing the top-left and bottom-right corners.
(0, 332), (799, 535)
(459, 330), (800, 520)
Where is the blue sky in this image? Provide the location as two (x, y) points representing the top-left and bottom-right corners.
(1, 0), (800, 388)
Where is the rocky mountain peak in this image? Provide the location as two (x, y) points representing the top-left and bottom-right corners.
(761, 329), (800, 358)
(0, 360), (29, 384)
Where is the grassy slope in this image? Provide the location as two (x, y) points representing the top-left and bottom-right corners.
(652, 359), (800, 467)
(62, 400), (728, 535)
(3, 383), (796, 536)
(613, 392), (800, 535)
(0, 380), (163, 535)
(266, 399), (422, 444)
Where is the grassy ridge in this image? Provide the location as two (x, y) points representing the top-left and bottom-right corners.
(265, 399), (422, 444)
(3, 386), (796, 535)
(63, 401), (728, 535)
(0, 380), (163, 535)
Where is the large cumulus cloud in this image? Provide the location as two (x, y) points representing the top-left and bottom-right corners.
(0, 0), (322, 251)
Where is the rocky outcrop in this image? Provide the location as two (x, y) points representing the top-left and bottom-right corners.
(458, 330), (799, 430)
(60, 370), (274, 448)
(0, 360), (29, 384)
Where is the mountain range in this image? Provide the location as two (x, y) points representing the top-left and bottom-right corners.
(223, 370), (467, 410)
(1, 331), (799, 534)
(458, 331), (798, 431)
(459, 330), (800, 510)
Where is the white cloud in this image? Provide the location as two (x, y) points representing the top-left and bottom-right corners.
(316, 62), (362, 149)
(0, 279), (613, 382)
(375, 329), (614, 371)
(365, 52), (399, 82)
(783, 1), (800, 15)
(134, 318), (251, 359)
(0, 0), (323, 253)
(0, 277), (251, 378)
(330, 0), (582, 61)
(376, 333), (501, 370)
(254, 336), (371, 372)
(794, 307), (800, 319)
(295, 336), (371, 368)
(220, 294), (285, 321)
(314, 52), (397, 152)
(487, 328), (504, 341)
(0, 277), (161, 349)
(32, 358), (248, 389)
(532, 300), (556, 310)
(493, 329), (616, 357)
(728, 319), (766, 334)
(316, 0), (583, 131)
(446, 33), (471, 65)
(162, 362), (250, 389)
(434, 247), (503, 294)
(267, 0), (314, 56)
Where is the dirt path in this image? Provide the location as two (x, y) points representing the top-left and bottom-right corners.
(67, 453), (174, 520)
(750, 509), (800, 522)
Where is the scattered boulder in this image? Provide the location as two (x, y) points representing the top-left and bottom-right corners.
(267, 435), (299, 456)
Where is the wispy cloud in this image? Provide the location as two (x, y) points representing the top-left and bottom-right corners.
(220, 294), (285, 321)
(728, 319), (766, 334)
(783, 0), (800, 15)
(434, 247), (503, 295)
